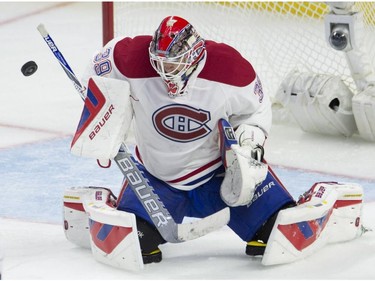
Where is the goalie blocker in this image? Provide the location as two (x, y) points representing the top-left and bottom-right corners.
(70, 76), (133, 161)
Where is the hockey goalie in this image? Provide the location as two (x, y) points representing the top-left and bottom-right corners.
(62, 16), (368, 271)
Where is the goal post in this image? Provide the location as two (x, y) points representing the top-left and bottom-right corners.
(102, 2), (113, 46)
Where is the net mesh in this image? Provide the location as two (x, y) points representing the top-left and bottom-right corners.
(112, 2), (375, 99)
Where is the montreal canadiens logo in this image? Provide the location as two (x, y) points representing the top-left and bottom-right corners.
(153, 104), (211, 142)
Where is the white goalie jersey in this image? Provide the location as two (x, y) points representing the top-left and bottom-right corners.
(81, 35), (271, 190)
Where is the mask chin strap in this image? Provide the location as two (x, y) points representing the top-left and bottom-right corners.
(165, 63), (199, 98)
(165, 80), (183, 98)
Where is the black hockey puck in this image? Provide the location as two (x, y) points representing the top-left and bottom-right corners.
(21, 61), (38, 76)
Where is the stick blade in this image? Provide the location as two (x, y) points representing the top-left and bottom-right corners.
(177, 207), (230, 241)
(37, 23), (48, 37)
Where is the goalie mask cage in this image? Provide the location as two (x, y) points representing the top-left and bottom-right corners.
(102, 2), (375, 104)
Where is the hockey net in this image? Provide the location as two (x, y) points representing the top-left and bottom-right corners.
(103, 2), (375, 121)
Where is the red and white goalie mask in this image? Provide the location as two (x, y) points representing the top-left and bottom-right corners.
(149, 16), (206, 98)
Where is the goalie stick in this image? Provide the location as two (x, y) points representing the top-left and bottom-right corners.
(37, 24), (85, 100)
(37, 23), (230, 243)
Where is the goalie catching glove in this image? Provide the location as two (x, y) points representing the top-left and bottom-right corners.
(218, 119), (268, 207)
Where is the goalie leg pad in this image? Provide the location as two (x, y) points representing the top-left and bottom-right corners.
(63, 186), (144, 271)
(82, 189), (143, 271)
(63, 186), (116, 249)
(262, 182), (364, 266)
(87, 211), (143, 271)
(325, 182), (364, 243)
